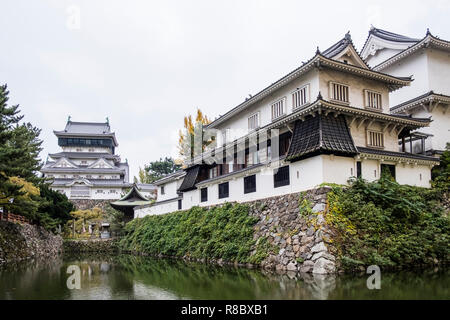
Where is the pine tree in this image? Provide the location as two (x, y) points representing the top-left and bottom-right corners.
(0, 84), (43, 219)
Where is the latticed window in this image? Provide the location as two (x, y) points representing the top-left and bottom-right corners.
(365, 90), (382, 110)
(248, 113), (259, 130)
(292, 85), (309, 109)
(330, 82), (349, 103)
(271, 98), (285, 120)
(367, 130), (384, 148)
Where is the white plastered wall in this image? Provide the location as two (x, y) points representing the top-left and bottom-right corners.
(318, 69), (391, 113)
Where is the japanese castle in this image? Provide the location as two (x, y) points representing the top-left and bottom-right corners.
(42, 119), (154, 200)
(135, 27), (448, 218)
(361, 27), (450, 156)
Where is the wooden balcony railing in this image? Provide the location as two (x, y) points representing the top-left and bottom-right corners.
(0, 212), (30, 224)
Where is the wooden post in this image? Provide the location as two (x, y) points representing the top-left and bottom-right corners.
(410, 135), (413, 153)
(421, 137), (426, 155)
(402, 136), (405, 152)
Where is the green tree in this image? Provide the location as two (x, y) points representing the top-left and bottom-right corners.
(0, 84), (44, 221)
(38, 184), (75, 231)
(136, 157), (182, 183)
(432, 143), (449, 180)
(68, 208), (104, 237)
(104, 205), (126, 237)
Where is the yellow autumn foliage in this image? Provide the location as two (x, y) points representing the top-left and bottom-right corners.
(0, 176), (40, 205)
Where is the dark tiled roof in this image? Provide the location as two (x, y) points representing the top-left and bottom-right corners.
(287, 114), (357, 161)
(357, 147), (440, 162)
(153, 170), (186, 185)
(135, 195), (182, 210)
(322, 32), (353, 58)
(136, 183), (157, 191)
(321, 32), (370, 68)
(51, 178), (132, 187)
(42, 167), (125, 173)
(389, 114), (431, 122)
(390, 91), (450, 113)
(118, 184), (149, 202)
(178, 165), (201, 192)
(63, 121), (111, 134)
(49, 152), (119, 160)
(369, 27), (420, 43)
(373, 31), (450, 71)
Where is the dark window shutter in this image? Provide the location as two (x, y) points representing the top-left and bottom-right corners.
(244, 175), (256, 194)
(274, 166), (290, 188)
(201, 187), (208, 202)
(356, 161), (362, 178)
(218, 182), (229, 199)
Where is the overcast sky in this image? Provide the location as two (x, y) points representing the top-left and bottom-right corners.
(1, 0), (449, 180)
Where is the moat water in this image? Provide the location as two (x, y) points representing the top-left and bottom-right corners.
(0, 254), (448, 300)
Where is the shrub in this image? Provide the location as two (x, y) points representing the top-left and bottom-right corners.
(119, 203), (263, 264)
(327, 176), (450, 271)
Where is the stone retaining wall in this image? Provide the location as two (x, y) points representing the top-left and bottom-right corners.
(0, 221), (63, 264)
(246, 187), (338, 274)
(157, 187), (338, 274)
(64, 238), (119, 253)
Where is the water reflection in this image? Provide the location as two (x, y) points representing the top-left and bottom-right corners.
(0, 254), (448, 300)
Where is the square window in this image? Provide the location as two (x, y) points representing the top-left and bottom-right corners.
(330, 82), (349, 103)
(244, 175), (256, 194)
(367, 130), (384, 148)
(364, 90), (382, 110)
(292, 85), (310, 109)
(218, 182), (229, 199)
(274, 166), (290, 188)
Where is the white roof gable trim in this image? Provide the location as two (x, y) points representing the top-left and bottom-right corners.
(88, 158), (114, 169)
(373, 34), (450, 71)
(361, 34), (417, 61)
(333, 46), (368, 69)
(49, 157), (78, 169)
(67, 178), (93, 187)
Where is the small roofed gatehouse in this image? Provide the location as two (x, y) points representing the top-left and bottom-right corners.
(110, 184), (153, 221)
